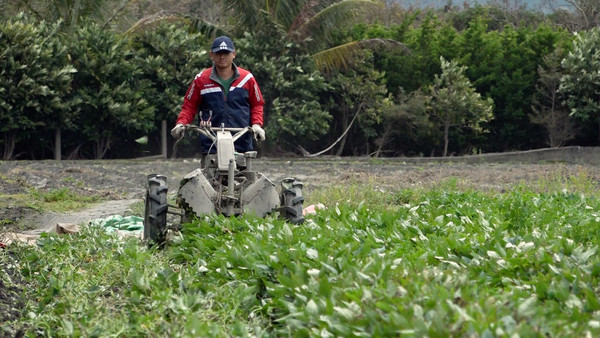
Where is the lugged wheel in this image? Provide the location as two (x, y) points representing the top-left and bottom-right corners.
(280, 178), (305, 224)
(143, 174), (168, 246)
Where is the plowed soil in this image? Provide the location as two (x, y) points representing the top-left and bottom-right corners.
(2, 157), (600, 233)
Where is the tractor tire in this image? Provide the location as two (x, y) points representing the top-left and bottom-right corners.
(280, 178), (305, 224)
(143, 174), (168, 246)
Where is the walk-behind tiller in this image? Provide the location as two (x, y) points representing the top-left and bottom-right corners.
(143, 124), (305, 245)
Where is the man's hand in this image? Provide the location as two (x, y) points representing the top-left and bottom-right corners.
(170, 123), (185, 139)
(251, 124), (266, 141)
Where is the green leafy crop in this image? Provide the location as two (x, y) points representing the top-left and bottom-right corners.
(3, 178), (600, 336)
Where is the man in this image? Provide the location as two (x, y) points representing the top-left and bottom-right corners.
(171, 36), (265, 154)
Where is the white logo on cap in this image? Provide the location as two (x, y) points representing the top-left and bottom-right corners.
(219, 41), (228, 50)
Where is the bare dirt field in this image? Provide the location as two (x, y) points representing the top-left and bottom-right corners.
(2, 157), (600, 233)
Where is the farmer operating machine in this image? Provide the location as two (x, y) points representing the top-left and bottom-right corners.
(143, 124), (305, 245)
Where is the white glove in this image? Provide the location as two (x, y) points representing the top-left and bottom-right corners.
(170, 123), (185, 139)
(251, 124), (266, 141)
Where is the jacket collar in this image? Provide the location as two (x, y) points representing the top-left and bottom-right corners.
(209, 63), (240, 82)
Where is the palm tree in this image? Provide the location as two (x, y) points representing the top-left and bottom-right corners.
(126, 0), (408, 70)
(213, 0), (410, 156)
(220, 0), (409, 71)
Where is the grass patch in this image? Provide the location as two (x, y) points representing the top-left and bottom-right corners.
(0, 187), (103, 230)
(29, 187), (101, 213)
(3, 173), (600, 336)
(1, 188), (101, 215)
(535, 166), (600, 195)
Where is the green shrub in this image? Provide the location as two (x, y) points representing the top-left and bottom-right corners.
(67, 22), (154, 159)
(0, 14), (75, 160)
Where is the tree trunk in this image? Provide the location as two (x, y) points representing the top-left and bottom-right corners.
(2, 132), (16, 160)
(443, 123), (450, 157)
(161, 120), (167, 159)
(375, 127), (393, 157)
(335, 110), (349, 156)
(54, 128), (62, 160)
(94, 135), (111, 159)
(336, 132), (348, 156)
(66, 145), (83, 160)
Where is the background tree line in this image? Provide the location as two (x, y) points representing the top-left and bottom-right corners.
(1, 0), (599, 160)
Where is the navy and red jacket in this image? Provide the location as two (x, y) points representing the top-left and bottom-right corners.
(176, 64), (264, 153)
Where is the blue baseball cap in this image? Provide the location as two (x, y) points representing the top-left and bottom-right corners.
(211, 36), (235, 53)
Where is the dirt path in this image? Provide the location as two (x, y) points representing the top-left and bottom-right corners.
(28, 199), (141, 232)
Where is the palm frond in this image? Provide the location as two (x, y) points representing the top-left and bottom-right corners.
(278, 0), (311, 28)
(15, 0), (44, 20)
(312, 38), (410, 72)
(124, 10), (185, 35)
(221, 0), (264, 31)
(286, 0), (319, 35)
(100, 0), (140, 31)
(188, 17), (228, 38)
(125, 10), (227, 38)
(293, 0), (382, 44)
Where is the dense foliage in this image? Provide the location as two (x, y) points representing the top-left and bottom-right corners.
(559, 28), (600, 145)
(0, 15), (75, 160)
(131, 24), (211, 157)
(1, 1), (599, 159)
(3, 175), (600, 336)
(233, 28), (331, 152)
(424, 57), (493, 156)
(67, 22), (154, 159)
(351, 16), (574, 155)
